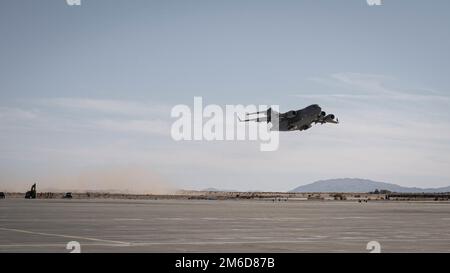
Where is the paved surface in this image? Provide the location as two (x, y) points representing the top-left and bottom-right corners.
(1, 199), (450, 252)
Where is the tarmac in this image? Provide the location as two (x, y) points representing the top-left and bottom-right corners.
(1, 198), (450, 252)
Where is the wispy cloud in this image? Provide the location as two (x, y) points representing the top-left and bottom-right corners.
(294, 93), (450, 102)
(299, 72), (450, 102)
(2, 98), (174, 137)
(0, 107), (38, 121)
(92, 119), (170, 136)
(39, 98), (171, 117)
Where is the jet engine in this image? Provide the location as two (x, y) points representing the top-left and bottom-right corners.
(324, 114), (335, 122)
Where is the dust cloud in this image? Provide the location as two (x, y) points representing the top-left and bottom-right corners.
(0, 166), (177, 194)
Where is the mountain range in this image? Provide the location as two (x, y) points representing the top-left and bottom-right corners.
(290, 178), (450, 193)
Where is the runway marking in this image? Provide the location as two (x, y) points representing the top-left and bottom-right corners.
(331, 216), (376, 220)
(241, 236), (275, 240)
(0, 240), (350, 249)
(0, 243), (123, 248)
(126, 238), (450, 246)
(129, 240), (333, 246)
(113, 218), (144, 221)
(155, 218), (188, 221)
(0, 227), (130, 246)
(3, 238), (450, 249)
(3, 236), (450, 250)
(277, 217), (308, 220)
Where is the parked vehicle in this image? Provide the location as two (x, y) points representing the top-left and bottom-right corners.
(63, 192), (73, 199)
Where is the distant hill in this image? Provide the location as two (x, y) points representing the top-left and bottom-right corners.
(202, 187), (238, 192)
(290, 178), (450, 193)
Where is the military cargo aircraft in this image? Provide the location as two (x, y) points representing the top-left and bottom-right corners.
(240, 104), (339, 131)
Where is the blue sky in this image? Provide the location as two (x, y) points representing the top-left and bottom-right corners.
(1, 0), (450, 192)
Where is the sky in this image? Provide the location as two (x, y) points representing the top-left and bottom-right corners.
(1, 0), (450, 192)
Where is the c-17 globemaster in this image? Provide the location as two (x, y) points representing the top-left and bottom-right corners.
(240, 104), (339, 131)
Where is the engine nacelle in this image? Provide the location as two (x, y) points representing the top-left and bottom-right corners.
(324, 114), (335, 122)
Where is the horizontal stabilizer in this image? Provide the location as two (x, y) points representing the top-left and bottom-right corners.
(239, 116), (268, 122)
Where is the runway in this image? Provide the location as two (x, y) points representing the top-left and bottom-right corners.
(1, 199), (450, 252)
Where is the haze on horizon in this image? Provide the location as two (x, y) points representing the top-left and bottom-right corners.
(1, 0), (450, 193)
